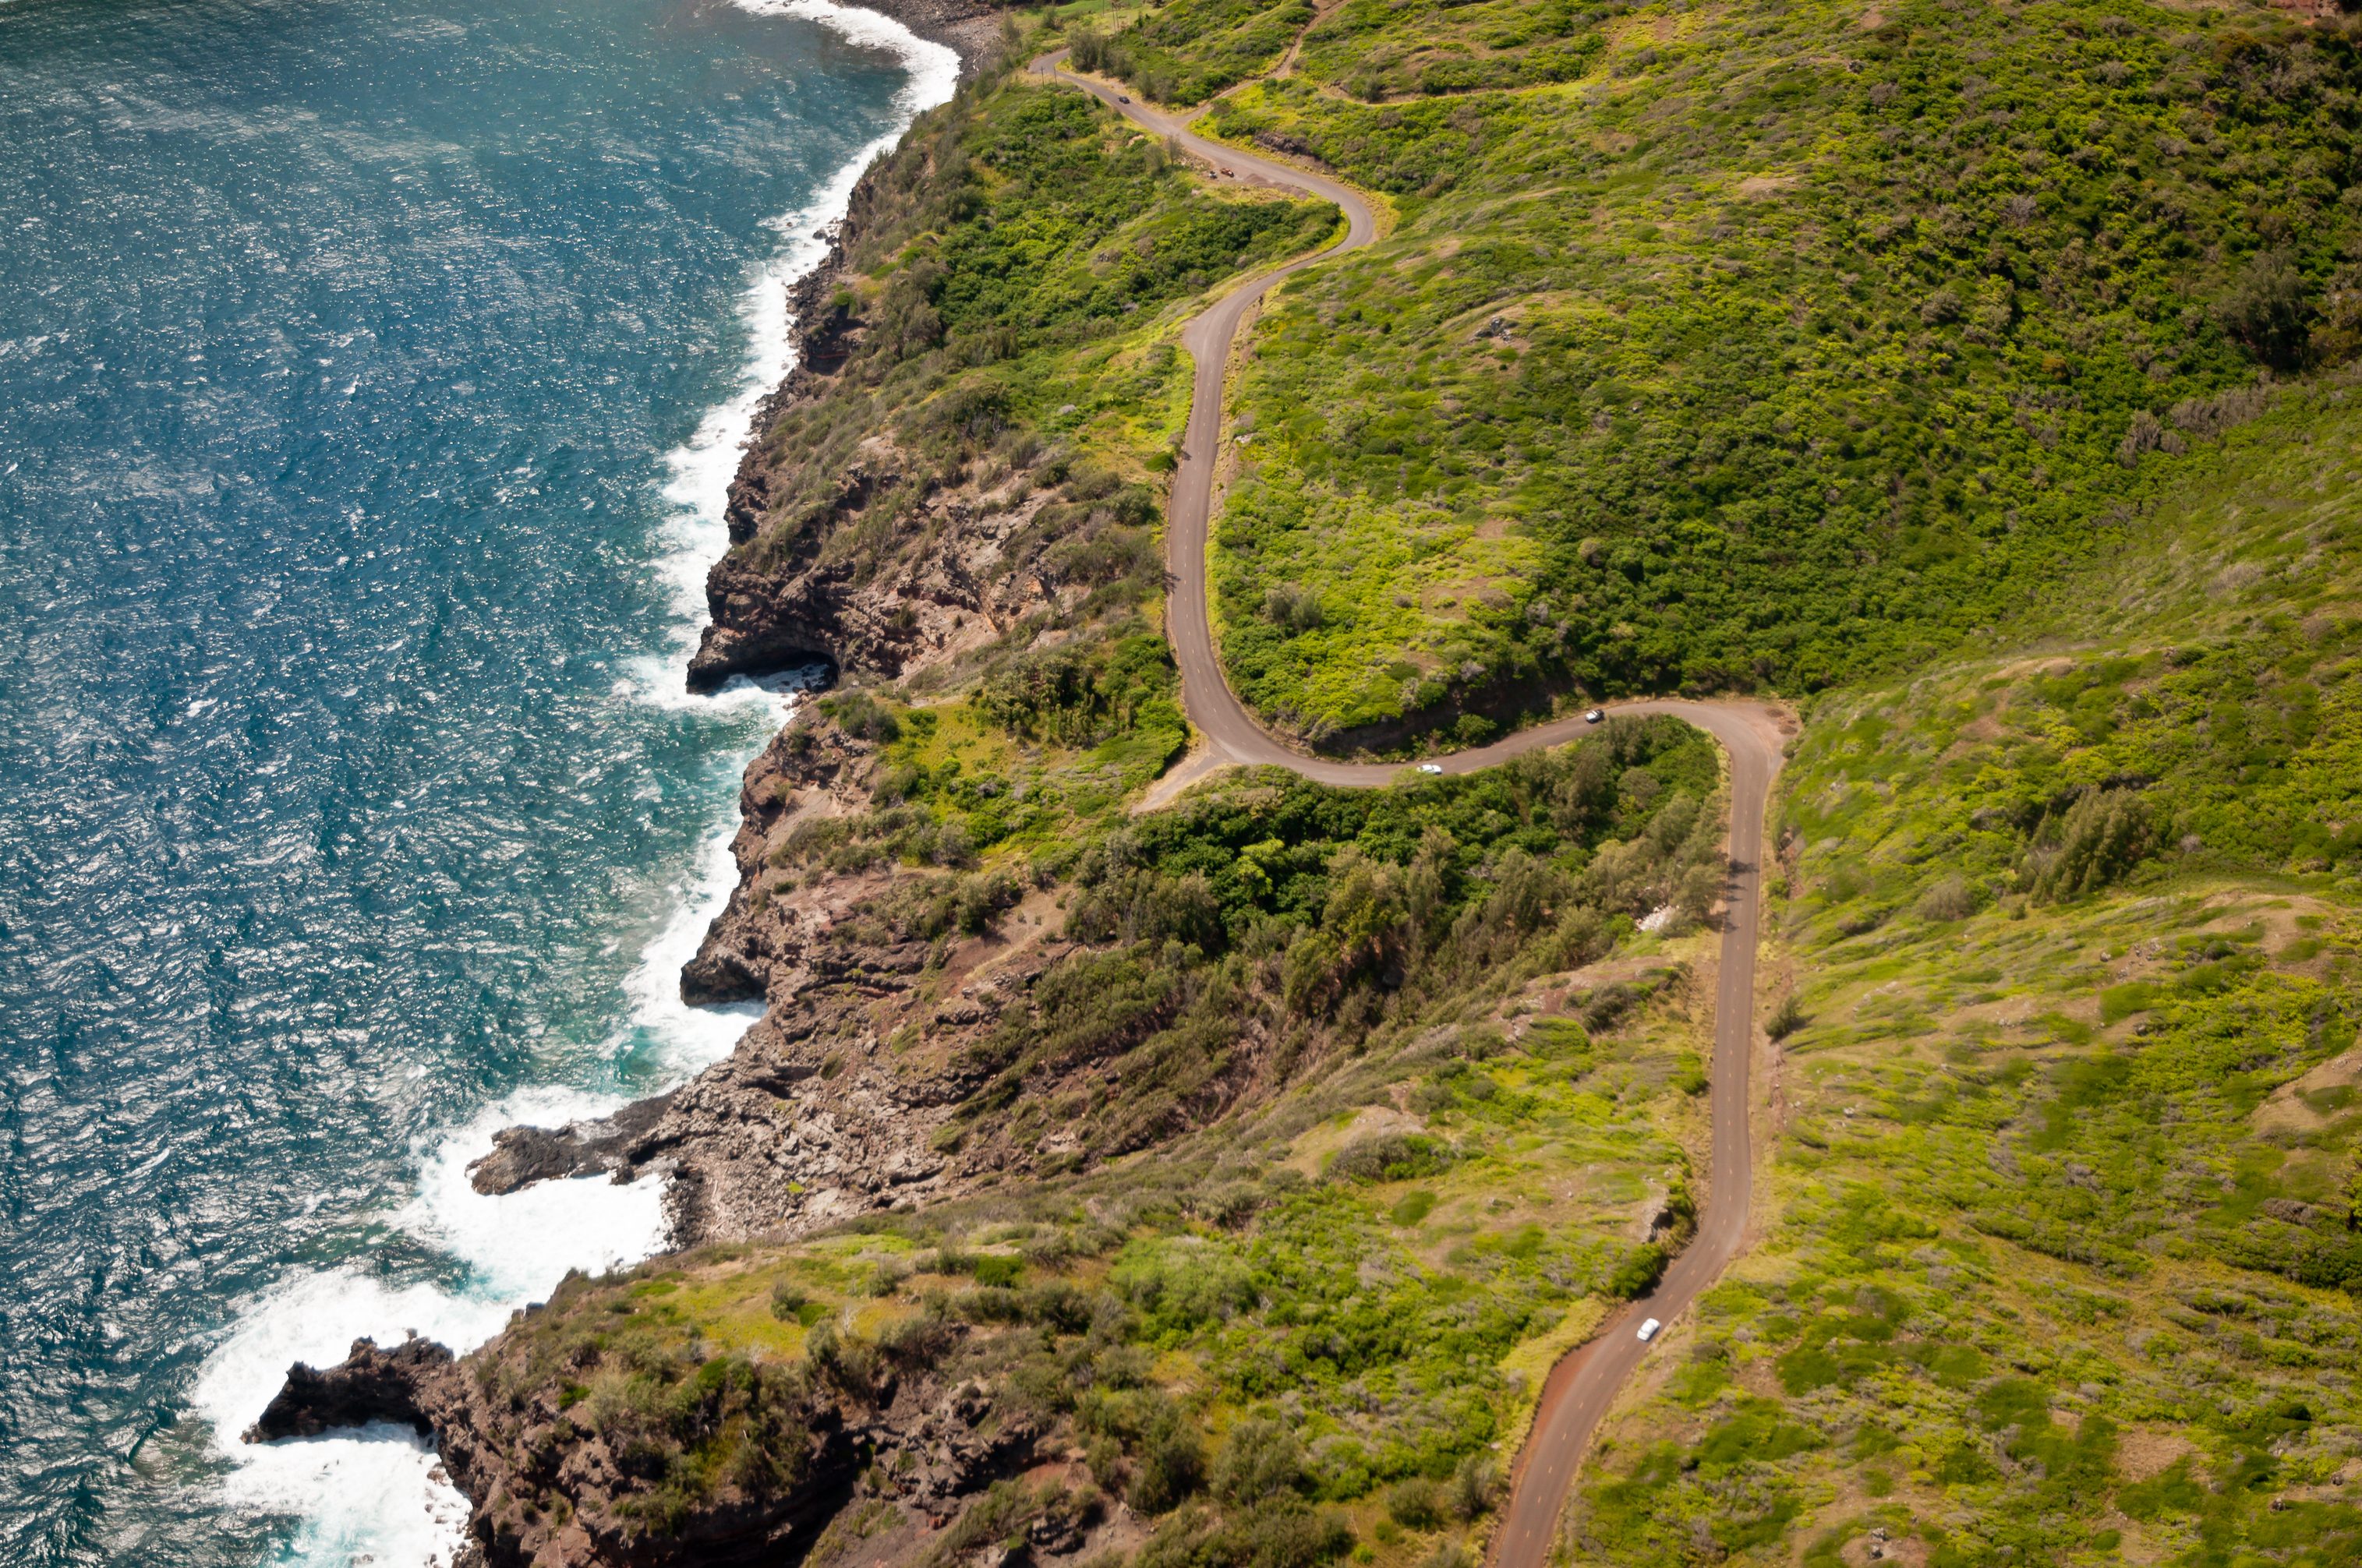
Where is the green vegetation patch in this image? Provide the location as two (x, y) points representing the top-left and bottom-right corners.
(932, 713), (1727, 1164)
(1565, 429), (2362, 1562)
(1295, 0), (1609, 103)
(469, 733), (1735, 1557)
(1168, 0), (2362, 743)
(1070, 0), (1313, 106)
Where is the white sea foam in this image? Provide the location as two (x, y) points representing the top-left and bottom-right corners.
(191, 1089), (666, 1568)
(398, 1087), (673, 1298)
(621, 768), (782, 1076)
(197, 9), (960, 1563)
(633, 0), (958, 694)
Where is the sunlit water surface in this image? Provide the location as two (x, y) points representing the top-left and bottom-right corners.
(0, 0), (950, 1559)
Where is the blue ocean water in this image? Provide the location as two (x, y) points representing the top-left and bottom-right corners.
(0, 0), (949, 1561)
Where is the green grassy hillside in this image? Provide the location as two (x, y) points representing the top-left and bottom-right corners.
(1567, 391), (2362, 1565)
(1085, 0), (2362, 744)
(462, 713), (1740, 1566)
(1043, 1), (2362, 1555)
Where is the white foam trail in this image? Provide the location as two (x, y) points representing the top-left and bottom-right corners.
(398, 1087), (673, 1298)
(636, 0), (958, 688)
(198, 9), (960, 1563)
(621, 749), (783, 1076)
(191, 1090), (667, 1568)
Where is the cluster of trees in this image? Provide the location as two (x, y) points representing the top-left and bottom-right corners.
(975, 630), (1182, 750)
(932, 717), (1724, 1161)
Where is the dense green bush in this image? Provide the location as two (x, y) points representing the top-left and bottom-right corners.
(1383, 1476), (1444, 1529)
(1325, 1132), (1454, 1185)
(976, 630), (1183, 750)
(1213, 1418), (1306, 1505)
(1134, 1499), (1356, 1568)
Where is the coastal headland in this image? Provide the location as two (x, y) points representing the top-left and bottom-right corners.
(253, 0), (2362, 1564)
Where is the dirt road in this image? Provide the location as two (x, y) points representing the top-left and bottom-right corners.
(1034, 55), (1785, 1564)
(1483, 699), (1780, 1566)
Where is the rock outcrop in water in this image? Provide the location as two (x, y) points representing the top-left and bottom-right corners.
(251, 1308), (1093, 1568)
(243, 1336), (453, 1443)
(469, 1095), (677, 1196)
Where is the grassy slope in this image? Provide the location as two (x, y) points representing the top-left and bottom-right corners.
(520, 941), (1719, 1550)
(543, 9), (2362, 1566)
(1066, 2), (2362, 1555)
(1567, 391), (2362, 1565)
(1120, 0), (2362, 744)
(485, 709), (1747, 1563)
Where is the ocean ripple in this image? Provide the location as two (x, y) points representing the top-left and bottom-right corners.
(0, 0), (941, 1560)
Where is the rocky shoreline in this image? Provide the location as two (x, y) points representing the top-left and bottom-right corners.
(244, 9), (1334, 1559)
(248, 1314), (1089, 1568)
(242, 5), (1103, 1559)
(484, 0), (1073, 1245)
(860, 0), (1012, 72)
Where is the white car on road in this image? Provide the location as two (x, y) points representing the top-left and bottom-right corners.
(1636, 1317), (1663, 1342)
(1417, 763), (1443, 775)
(1583, 708), (1605, 724)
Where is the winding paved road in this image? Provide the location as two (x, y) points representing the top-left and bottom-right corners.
(1034, 54), (1787, 1564)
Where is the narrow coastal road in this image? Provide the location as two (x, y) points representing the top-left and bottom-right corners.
(1485, 700), (1780, 1568)
(1034, 56), (1785, 1565)
(1031, 51), (1382, 784)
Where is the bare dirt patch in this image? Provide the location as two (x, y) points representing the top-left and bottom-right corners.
(2117, 1423), (2198, 1481)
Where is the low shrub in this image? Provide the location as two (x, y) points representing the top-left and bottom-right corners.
(1384, 1477), (1444, 1529)
(1327, 1133), (1454, 1185)
(1214, 1418), (1304, 1506)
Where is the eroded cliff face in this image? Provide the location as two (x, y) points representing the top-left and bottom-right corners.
(249, 1312), (1113, 1568)
(682, 144), (1072, 697)
(466, 711), (1176, 1247)
(688, 419), (1071, 693)
(246, 11), (1246, 1557)
(523, 144), (1200, 1248)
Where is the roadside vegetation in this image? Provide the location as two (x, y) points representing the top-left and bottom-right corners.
(1566, 394), (2362, 1563)
(720, 24), (1335, 719)
(1077, 0), (2362, 747)
(777, 694), (1731, 1162)
(1029, 1), (2362, 1556)
(465, 712), (1739, 1564)
(479, 952), (1711, 1559)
